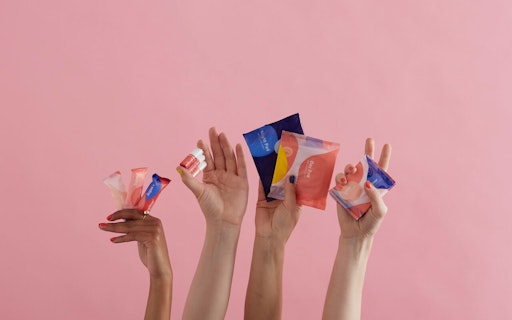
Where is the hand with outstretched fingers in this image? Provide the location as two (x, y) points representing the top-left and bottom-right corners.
(177, 127), (249, 227)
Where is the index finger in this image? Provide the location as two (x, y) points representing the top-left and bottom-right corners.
(107, 209), (145, 221)
(365, 138), (375, 158)
(378, 144), (392, 171)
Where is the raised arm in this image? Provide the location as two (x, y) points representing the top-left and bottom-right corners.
(322, 138), (392, 320)
(178, 127), (249, 320)
(99, 209), (173, 320)
(244, 177), (301, 320)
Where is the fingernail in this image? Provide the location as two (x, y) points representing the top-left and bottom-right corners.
(110, 237), (117, 242)
(289, 175), (295, 184)
(340, 177), (347, 184)
(99, 223), (108, 228)
(176, 167), (184, 176)
(106, 214), (113, 221)
(365, 181), (372, 189)
(349, 165), (355, 172)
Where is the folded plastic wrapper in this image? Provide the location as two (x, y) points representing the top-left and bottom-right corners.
(243, 113), (304, 201)
(329, 155), (395, 220)
(103, 168), (170, 212)
(268, 131), (340, 210)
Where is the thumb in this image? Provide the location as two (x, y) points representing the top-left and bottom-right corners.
(176, 166), (203, 198)
(363, 181), (388, 218)
(283, 175), (298, 209)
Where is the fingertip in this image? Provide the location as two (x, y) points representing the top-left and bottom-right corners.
(176, 166), (203, 197)
(345, 164), (356, 174)
(363, 181), (377, 200)
(235, 143), (244, 153)
(363, 181), (383, 206)
(176, 166), (194, 180)
(365, 138), (375, 158)
(209, 127), (218, 137)
(284, 175), (297, 205)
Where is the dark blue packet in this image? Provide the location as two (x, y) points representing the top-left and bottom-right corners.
(243, 113), (304, 201)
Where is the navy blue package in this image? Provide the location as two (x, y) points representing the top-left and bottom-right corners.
(243, 114), (304, 201)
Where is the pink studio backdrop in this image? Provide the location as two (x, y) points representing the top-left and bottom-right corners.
(0, 0), (510, 319)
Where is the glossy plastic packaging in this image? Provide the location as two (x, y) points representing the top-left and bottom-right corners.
(104, 169), (170, 212)
(243, 113), (304, 200)
(138, 174), (171, 212)
(103, 171), (127, 210)
(269, 131), (340, 210)
(125, 167), (148, 208)
(329, 155), (395, 220)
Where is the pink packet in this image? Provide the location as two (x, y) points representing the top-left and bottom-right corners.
(103, 171), (127, 210)
(104, 169), (171, 213)
(329, 155), (396, 220)
(268, 131), (340, 210)
(124, 167), (148, 208)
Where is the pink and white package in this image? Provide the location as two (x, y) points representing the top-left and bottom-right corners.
(103, 168), (170, 213)
(329, 155), (396, 220)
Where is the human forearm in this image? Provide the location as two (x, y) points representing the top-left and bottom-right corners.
(244, 236), (286, 320)
(145, 275), (172, 320)
(183, 222), (241, 320)
(322, 237), (373, 320)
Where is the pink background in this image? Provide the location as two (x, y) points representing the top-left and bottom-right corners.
(1, 0), (510, 319)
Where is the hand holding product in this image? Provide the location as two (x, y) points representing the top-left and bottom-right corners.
(330, 139), (394, 240)
(329, 154), (395, 220)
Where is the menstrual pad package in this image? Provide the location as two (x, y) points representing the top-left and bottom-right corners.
(329, 155), (395, 220)
(243, 114), (304, 200)
(103, 168), (170, 212)
(268, 131), (340, 210)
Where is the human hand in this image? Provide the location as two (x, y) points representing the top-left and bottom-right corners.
(254, 177), (301, 244)
(98, 209), (172, 280)
(335, 138), (392, 240)
(177, 127), (249, 228)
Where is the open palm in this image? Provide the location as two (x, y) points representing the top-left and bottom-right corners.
(178, 127), (249, 227)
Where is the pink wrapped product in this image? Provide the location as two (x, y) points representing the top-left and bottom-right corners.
(103, 169), (170, 213)
(268, 131), (340, 210)
(124, 167), (148, 208)
(103, 171), (127, 210)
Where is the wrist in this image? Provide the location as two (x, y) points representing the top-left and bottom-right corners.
(205, 211), (244, 231)
(206, 220), (242, 236)
(338, 236), (373, 261)
(203, 221), (242, 252)
(254, 234), (286, 256)
(149, 272), (173, 285)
